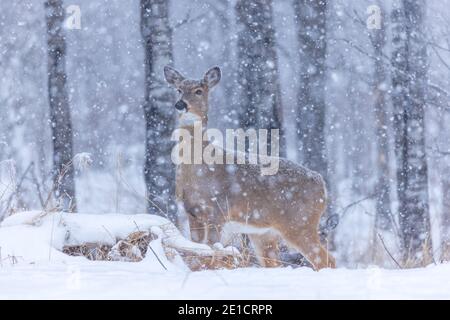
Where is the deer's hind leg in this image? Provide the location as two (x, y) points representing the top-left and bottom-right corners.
(281, 229), (335, 270)
(248, 233), (282, 268)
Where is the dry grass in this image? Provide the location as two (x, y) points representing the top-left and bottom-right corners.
(61, 229), (244, 271)
(63, 231), (156, 262)
(402, 237), (435, 268)
(440, 241), (450, 262)
(175, 250), (244, 271)
(63, 243), (111, 261)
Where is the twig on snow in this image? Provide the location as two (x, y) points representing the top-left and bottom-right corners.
(377, 233), (402, 269)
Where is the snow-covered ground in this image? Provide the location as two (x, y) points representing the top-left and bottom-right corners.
(1, 261), (450, 299)
(0, 211), (449, 300)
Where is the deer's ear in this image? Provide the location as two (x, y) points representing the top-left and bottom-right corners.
(164, 66), (185, 87)
(203, 67), (221, 89)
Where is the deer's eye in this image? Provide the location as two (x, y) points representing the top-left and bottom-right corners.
(195, 89), (203, 96)
(177, 89), (182, 95)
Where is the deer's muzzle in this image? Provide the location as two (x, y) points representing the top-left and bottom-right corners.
(175, 100), (188, 111)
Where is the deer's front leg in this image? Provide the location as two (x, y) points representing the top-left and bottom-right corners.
(187, 207), (222, 245)
(176, 200), (192, 239)
(176, 200), (209, 243)
(188, 214), (208, 243)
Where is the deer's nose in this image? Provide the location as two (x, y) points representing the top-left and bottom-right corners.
(175, 100), (187, 111)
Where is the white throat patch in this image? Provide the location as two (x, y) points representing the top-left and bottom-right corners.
(178, 112), (202, 126)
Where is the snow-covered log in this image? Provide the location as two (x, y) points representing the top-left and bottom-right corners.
(0, 211), (241, 271)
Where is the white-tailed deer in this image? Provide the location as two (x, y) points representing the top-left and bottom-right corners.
(164, 66), (335, 270)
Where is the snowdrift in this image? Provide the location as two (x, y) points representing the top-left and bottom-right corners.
(2, 212), (450, 299)
(0, 211), (241, 271)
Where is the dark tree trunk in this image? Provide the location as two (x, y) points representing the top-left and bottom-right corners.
(235, 0), (284, 156)
(211, 1), (235, 117)
(294, 0), (336, 246)
(140, 0), (176, 221)
(45, 0), (76, 211)
(370, 7), (393, 231)
(437, 110), (450, 261)
(294, 0), (328, 179)
(441, 163), (450, 261)
(391, 0), (432, 266)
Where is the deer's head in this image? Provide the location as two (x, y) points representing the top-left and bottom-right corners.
(164, 66), (221, 124)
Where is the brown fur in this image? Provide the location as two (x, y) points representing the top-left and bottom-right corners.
(164, 66), (335, 270)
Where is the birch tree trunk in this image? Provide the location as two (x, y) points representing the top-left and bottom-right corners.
(391, 0), (432, 266)
(45, 0), (76, 211)
(370, 6), (393, 231)
(140, 0), (176, 221)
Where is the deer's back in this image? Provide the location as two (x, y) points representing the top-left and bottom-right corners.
(180, 157), (327, 228)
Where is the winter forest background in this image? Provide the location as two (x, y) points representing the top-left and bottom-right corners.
(0, 0), (450, 269)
